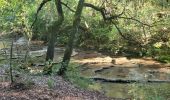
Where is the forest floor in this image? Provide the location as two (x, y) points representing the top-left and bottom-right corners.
(0, 76), (115, 100)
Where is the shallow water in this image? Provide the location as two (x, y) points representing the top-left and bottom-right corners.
(99, 82), (170, 99)
(74, 53), (170, 99)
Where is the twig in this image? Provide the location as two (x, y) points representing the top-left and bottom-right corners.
(31, 0), (52, 28)
(83, 3), (151, 27)
(61, 2), (75, 12)
(10, 40), (14, 83)
(118, 16), (151, 27)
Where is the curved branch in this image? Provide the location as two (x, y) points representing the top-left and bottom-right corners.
(83, 3), (151, 27)
(112, 21), (143, 46)
(31, 0), (52, 28)
(106, 7), (125, 20)
(61, 2), (75, 12)
(84, 3), (106, 20)
(112, 21), (128, 40)
(118, 16), (151, 27)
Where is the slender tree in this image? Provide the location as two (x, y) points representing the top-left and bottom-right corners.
(58, 0), (85, 75)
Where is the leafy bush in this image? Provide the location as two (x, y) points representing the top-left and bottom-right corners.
(156, 55), (170, 63)
(47, 77), (55, 89)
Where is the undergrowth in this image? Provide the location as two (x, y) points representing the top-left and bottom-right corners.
(64, 63), (101, 91)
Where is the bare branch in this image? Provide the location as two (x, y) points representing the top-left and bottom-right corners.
(84, 3), (106, 20)
(106, 7), (125, 20)
(100, 0), (107, 7)
(112, 21), (143, 46)
(111, 21), (128, 40)
(118, 16), (151, 27)
(31, 0), (52, 28)
(83, 3), (151, 27)
(61, 2), (75, 12)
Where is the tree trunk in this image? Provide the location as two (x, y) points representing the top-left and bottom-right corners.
(58, 0), (85, 76)
(46, 0), (64, 61)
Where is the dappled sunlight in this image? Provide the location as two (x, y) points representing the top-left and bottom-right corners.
(28, 67), (44, 74)
(159, 68), (170, 74)
(73, 56), (112, 64)
(130, 57), (162, 66)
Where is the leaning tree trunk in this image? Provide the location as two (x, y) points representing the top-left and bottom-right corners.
(58, 0), (85, 76)
(46, 0), (64, 61)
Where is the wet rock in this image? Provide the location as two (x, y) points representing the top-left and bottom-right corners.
(94, 66), (114, 73)
(29, 49), (47, 57)
(148, 70), (159, 74)
(54, 47), (65, 52)
(14, 37), (29, 46)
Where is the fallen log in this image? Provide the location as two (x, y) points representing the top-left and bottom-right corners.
(91, 77), (170, 83)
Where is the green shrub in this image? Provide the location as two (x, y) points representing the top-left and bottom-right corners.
(156, 55), (170, 63)
(47, 78), (55, 89)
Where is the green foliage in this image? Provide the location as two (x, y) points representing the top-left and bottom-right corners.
(0, 0), (36, 37)
(156, 55), (170, 63)
(43, 60), (53, 75)
(1, 0), (170, 55)
(51, 63), (62, 75)
(47, 77), (55, 89)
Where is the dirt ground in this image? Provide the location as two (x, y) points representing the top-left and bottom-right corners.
(0, 76), (116, 100)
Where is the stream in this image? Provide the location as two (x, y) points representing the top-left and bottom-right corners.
(0, 37), (170, 99)
(72, 52), (170, 99)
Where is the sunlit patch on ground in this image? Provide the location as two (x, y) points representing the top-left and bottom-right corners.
(73, 56), (113, 64)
